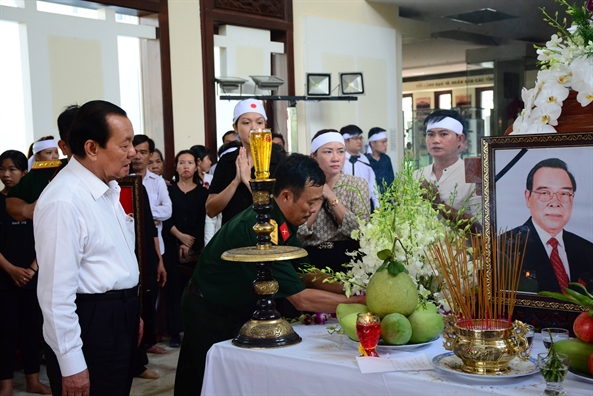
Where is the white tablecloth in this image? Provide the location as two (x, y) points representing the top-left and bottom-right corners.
(202, 321), (593, 395)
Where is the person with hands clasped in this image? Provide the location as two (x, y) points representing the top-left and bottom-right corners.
(0, 150), (51, 396)
(163, 150), (208, 347)
(205, 99), (286, 225)
(298, 129), (370, 273)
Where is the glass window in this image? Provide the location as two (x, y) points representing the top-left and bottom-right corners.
(116, 13), (139, 25)
(480, 89), (494, 118)
(0, 20), (29, 155)
(36, 1), (99, 19)
(117, 36), (144, 135)
(437, 93), (452, 109)
(0, 0), (20, 7)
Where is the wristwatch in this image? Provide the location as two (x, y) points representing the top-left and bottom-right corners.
(330, 198), (340, 208)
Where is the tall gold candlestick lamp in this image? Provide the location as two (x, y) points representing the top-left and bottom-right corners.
(222, 128), (306, 348)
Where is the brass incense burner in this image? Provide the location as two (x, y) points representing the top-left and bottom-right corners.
(443, 315), (530, 374)
(222, 128), (305, 348)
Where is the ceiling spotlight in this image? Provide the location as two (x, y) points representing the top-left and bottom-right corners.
(306, 73), (332, 96)
(215, 77), (248, 94)
(340, 72), (364, 95)
(250, 75), (285, 92)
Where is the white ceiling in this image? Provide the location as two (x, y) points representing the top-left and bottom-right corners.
(369, 0), (566, 77)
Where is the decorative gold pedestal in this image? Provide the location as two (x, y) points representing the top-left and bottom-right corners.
(223, 244), (307, 348)
(443, 315), (530, 374)
(222, 131), (307, 348)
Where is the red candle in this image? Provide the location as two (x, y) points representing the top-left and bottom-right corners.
(356, 313), (381, 357)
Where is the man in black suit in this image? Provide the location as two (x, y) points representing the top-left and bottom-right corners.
(502, 158), (593, 293)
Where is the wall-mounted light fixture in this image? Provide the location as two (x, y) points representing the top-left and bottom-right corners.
(250, 75), (285, 92)
(215, 77), (248, 94)
(339, 72), (364, 95)
(306, 73), (332, 96)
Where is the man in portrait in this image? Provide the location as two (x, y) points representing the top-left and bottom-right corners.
(502, 158), (593, 293)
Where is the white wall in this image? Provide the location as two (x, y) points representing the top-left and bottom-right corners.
(293, 1), (402, 164)
(168, 0), (205, 151)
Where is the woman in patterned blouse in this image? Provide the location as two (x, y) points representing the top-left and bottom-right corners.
(297, 130), (370, 273)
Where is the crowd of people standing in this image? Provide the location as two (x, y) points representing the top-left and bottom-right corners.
(0, 98), (481, 395)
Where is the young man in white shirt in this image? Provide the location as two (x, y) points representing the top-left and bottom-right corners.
(131, 135), (170, 359)
(339, 124), (379, 210)
(417, 109), (481, 233)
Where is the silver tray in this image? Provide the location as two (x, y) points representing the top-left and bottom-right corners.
(432, 352), (538, 379)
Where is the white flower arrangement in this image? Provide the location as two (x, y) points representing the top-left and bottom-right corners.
(328, 162), (457, 306)
(511, 0), (593, 135)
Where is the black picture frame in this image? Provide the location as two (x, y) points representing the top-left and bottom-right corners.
(482, 133), (593, 331)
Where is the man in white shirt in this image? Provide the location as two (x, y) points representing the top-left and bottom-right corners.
(416, 110), (481, 233)
(339, 125), (380, 210)
(34, 100), (141, 395)
(132, 135), (172, 256)
(131, 135), (169, 358)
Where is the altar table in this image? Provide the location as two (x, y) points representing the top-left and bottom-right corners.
(202, 322), (593, 395)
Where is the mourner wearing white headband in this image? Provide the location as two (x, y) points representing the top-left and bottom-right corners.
(339, 125), (379, 210)
(27, 137), (59, 170)
(298, 129), (370, 273)
(416, 109), (482, 233)
(206, 99), (286, 225)
(365, 127), (394, 194)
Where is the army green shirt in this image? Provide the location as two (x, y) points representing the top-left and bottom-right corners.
(7, 159), (67, 203)
(193, 202), (307, 314)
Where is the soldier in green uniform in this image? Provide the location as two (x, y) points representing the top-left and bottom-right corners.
(6, 105), (78, 221)
(174, 154), (367, 395)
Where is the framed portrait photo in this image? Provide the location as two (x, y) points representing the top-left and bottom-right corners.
(482, 133), (593, 331)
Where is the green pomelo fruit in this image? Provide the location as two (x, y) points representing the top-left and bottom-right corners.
(408, 311), (444, 344)
(554, 339), (593, 375)
(339, 312), (359, 341)
(336, 303), (368, 322)
(415, 302), (438, 314)
(366, 270), (418, 318)
(381, 313), (412, 345)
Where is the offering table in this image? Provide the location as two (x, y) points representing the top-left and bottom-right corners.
(202, 321), (592, 395)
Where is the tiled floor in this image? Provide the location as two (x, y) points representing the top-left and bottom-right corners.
(13, 342), (180, 396)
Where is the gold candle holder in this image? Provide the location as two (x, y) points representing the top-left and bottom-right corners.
(250, 129), (272, 180)
(222, 128), (306, 348)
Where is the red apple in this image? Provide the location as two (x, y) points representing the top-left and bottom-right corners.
(589, 352), (593, 376)
(574, 312), (593, 343)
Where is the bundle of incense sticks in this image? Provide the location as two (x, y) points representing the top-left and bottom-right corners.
(426, 231), (527, 329)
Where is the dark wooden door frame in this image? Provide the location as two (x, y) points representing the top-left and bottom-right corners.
(200, 0), (295, 158)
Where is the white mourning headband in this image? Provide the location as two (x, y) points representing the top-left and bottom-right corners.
(368, 131), (387, 142)
(28, 139), (59, 170)
(310, 132), (345, 153)
(32, 139), (58, 154)
(219, 146), (238, 157)
(426, 117), (464, 135)
(341, 132), (361, 140)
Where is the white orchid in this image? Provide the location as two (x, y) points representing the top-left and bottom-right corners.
(575, 83), (593, 106)
(325, 161), (474, 309)
(512, 1), (593, 135)
(533, 83), (570, 108)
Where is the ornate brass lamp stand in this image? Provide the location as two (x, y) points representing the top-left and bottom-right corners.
(222, 128), (306, 348)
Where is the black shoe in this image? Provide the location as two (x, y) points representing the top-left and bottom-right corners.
(169, 334), (181, 348)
